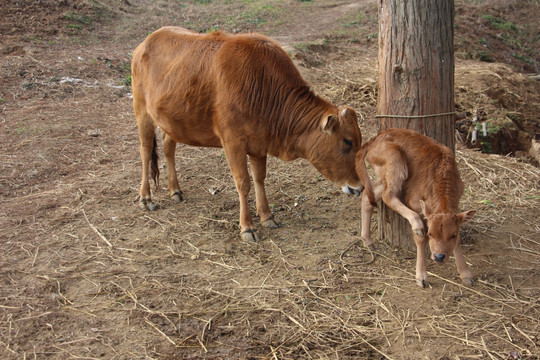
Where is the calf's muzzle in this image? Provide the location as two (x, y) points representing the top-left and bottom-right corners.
(433, 253), (446, 263)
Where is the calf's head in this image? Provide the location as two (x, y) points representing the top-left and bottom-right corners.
(420, 201), (476, 263)
(306, 107), (362, 189)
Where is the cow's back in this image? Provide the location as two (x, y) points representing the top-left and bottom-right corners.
(132, 26), (329, 151)
(131, 28), (224, 143)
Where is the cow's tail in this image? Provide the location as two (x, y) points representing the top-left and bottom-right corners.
(355, 146), (376, 207)
(150, 135), (160, 188)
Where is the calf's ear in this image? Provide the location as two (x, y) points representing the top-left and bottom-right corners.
(457, 210), (476, 224)
(321, 114), (339, 135)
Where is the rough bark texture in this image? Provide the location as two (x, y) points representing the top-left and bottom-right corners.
(377, 0), (455, 251)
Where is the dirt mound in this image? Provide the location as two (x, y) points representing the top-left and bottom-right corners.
(455, 0), (540, 74)
(455, 62), (540, 163)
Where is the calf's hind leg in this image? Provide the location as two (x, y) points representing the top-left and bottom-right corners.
(163, 134), (183, 203)
(360, 182), (384, 250)
(377, 147), (424, 236)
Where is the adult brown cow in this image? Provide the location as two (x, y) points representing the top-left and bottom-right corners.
(355, 129), (476, 287)
(131, 27), (363, 241)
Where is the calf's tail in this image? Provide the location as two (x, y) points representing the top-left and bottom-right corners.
(355, 147), (376, 207)
(151, 135), (160, 188)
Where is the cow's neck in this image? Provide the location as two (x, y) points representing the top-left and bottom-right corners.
(268, 92), (331, 161)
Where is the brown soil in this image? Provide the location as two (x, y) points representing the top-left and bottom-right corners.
(1, 1), (539, 359)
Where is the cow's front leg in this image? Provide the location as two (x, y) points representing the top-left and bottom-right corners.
(453, 239), (474, 285)
(223, 145), (259, 241)
(414, 232), (429, 288)
(250, 155), (278, 228)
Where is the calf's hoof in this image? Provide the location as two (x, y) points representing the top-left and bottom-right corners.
(261, 217), (279, 228)
(361, 237), (377, 251)
(413, 228), (425, 237)
(171, 190), (183, 203)
(416, 278), (428, 288)
(461, 277), (474, 286)
(240, 229), (260, 242)
(140, 198), (157, 211)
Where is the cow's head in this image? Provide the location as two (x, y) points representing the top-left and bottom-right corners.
(421, 201), (476, 263)
(307, 107), (362, 189)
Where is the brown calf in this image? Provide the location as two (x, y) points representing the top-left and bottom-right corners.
(131, 27), (363, 241)
(355, 129), (476, 287)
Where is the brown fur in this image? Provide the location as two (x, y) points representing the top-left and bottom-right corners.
(132, 26), (363, 241)
(355, 129), (476, 287)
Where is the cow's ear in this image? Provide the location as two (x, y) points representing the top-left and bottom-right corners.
(420, 200), (431, 217)
(321, 114), (339, 135)
(457, 210), (476, 224)
(339, 107), (357, 122)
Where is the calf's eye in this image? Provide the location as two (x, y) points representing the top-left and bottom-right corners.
(343, 139), (353, 147)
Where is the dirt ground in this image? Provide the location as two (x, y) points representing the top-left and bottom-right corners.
(1, 0), (539, 359)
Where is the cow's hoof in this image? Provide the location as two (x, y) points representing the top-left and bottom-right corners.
(140, 198), (157, 211)
(462, 277), (474, 286)
(416, 278), (428, 288)
(240, 229), (260, 242)
(261, 217), (279, 228)
(171, 191), (183, 203)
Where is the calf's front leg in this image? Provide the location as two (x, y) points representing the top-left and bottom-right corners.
(453, 240), (474, 285)
(414, 232), (429, 288)
(383, 194), (425, 237)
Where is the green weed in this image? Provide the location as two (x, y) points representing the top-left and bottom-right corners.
(124, 73), (132, 86)
(477, 51), (494, 62)
(64, 11), (93, 24)
(67, 24), (83, 30)
(482, 15), (517, 31)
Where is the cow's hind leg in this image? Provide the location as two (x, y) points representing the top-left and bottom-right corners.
(250, 155), (278, 228)
(163, 134), (183, 203)
(361, 181), (383, 250)
(137, 112), (158, 211)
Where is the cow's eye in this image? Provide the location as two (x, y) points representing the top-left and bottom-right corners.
(428, 233), (433, 238)
(343, 139), (353, 147)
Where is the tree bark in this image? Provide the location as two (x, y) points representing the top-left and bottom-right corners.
(377, 0), (455, 251)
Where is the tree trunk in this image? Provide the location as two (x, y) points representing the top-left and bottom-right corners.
(377, 0), (455, 251)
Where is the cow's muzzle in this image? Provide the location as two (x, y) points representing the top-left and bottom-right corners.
(342, 184), (364, 197)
